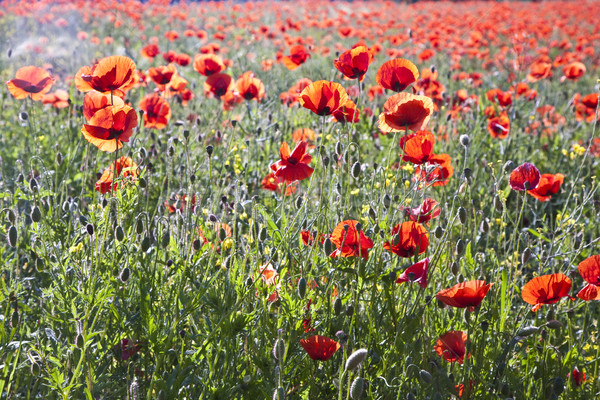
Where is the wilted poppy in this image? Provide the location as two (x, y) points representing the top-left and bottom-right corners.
(378, 93), (434, 133)
(384, 221), (429, 258)
(562, 62), (586, 81)
(269, 140), (313, 183)
(235, 72), (265, 101)
(510, 162), (541, 191)
(83, 91), (125, 121)
(521, 273), (572, 312)
(399, 130), (435, 164)
(95, 156), (139, 194)
(81, 105), (137, 152)
(42, 90), (69, 108)
(298, 81), (349, 116)
(527, 173), (564, 201)
(396, 258), (429, 288)
(6, 66), (54, 101)
(204, 73), (233, 98)
(436, 280), (493, 311)
(413, 153), (454, 187)
(577, 255), (600, 301)
(281, 45), (310, 70)
(300, 335), (340, 361)
(139, 94), (171, 129)
(402, 198), (440, 225)
(434, 331), (469, 364)
(376, 58), (419, 92)
(193, 53), (226, 76)
(79, 56), (136, 94)
(333, 45), (372, 81)
(487, 112), (511, 139)
(330, 220), (374, 260)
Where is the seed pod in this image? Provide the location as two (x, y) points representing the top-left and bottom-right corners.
(297, 277), (307, 299)
(455, 239), (465, 257)
(434, 226), (444, 239)
(517, 326), (539, 337)
(141, 236), (151, 252)
(272, 338), (286, 361)
(345, 348), (368, 371)
(494, 196), (503, 212)
(334, 297), (342, 315)
(206, 145), (213, 156)
(86, 223), (94, 236)
(521, 247), (531, 264)
(382, 194), (391, 209)
(458, 207), (467, 225)
(135, 219), (144, 235)
(31, 206), (42, 223)
(8, 225), (17, 247)
(419, 369), (433, 384)
(120, 267), (130, 282)
(350, 377), (364, 399)
(324, 237), (333, 256)
(75, 333), (84, 349)
(351, 161), (361, 179)
(272, 387), (285, 400)
(115, 225), (125, 242)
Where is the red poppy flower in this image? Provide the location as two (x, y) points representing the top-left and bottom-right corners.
(300, 335), (340, 361)
(510, 162), (541, 191)
(148, 64), (177, 88)
(95, 156), (139, 194)
(521, 273), (572, 312)
(376, 58), (419, 92)
(6, 66), (54, 101)
(413, 154), (454, 187)
(235, 71), (265, 101)
(570, 367), (586, 386)
(330, 220), (374, 260)
(42, 90), (69, 108)
(81, 105), (137, 153)
(204, 73), (233, 98)
(527, 59), (552, 82)
(399, 130), (435, 164)
(436, 280), (493, 311)
(298, 81), (349, 116)
(574, 93), (599, 123)
(292, 128), (316, 148)
(79, 56), (137, 94)
(333, 45), (372, 82)
(141, 43), (160, 60)
(281, 45), (310, 70)
(396, 258), (429, 288)
(487, 112), (511, 139)
(527, 173), (564, 201)
(83, 91), (125, 121)
(116, 338), (142, 361)
(577, 255), (600, 301)
(562, 62), (586, 81)
(261, 172), (297, 196)
(332, 99), (360, 123)
(378, 93), (434, 133)
(139, 94), (171, 129)
(486, 89), (512, 108)
(193, 53), (226, 76)
(269, 141), (314, 183)
(384, 221), (429, 258)
(434, 331), (469, 364)
(402, 198), (440, 225)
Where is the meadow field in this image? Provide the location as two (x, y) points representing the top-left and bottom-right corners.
(1, 0), (600, 398)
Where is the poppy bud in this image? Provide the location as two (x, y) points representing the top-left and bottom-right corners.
(459, 134), (470, 148)
(19, 111), (29, 121)
(157, 390), (166, 400)
(345, 304), (354, 316)
(503, 160), (515, 173)
(335, 141), (344, 156)
(322, 155), (330, 168)
(458, 207), (467, 225)
(11, 310), (18, 327)
(29, 178), (38, 192)
(392, 234), (401, 246)
(272, 387), (285, 400)
(31, 361), (41, 376)
(345, 348), (368, 371)
(75, 333), (84, 349)
(6, 209), (16, 224)
(553, 377), (565, 395)
(55, 152), (63, 165)
(521, 247), (531, 264)
(406, 394), (416, 400)
(120, 267), (130, 282)
(161, 232), (170, 248)
(297, 277), (306, 299)
(351, 161), (361, 179)
(434, 226), (444, 239)
(136, 219), (144, 235)
(517, 326), (539, 337)
(259, 227), (268, 242)
(451, 261), (460, 275)
(208, 214), (218, 223)
(324, 237), (333, 255)
(273, 338), (286, 361)
(115, 225), (125, 242)
(31, 206), (41, 223)
(419, 369), (433, 384)
(193, 238), (202, 251)
(7, 225), (17, 247)
(206, 145), (213, 156)
(494, 196), (503, 212)
(295, 196), (303, 209)
(382, 194), (391, 209)
(545, 320), (563, 330)
(141, 236), (151, 252)
(436, 299), (446, 309)
(350, 377), (364, 399)
(456, 239), (465, 257)
(463, 168), (472, 180)
(139, 177), (147, 189)
(334, 297), (342, 315)
(480, 219), (489, 233)
(86, 223), (94, 236)
(368, 207), (377, 221)
(480, 320), (489, 333)
(36, 258), (44, 271)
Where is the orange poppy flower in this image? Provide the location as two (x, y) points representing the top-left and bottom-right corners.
(527, 59), (552, 82)
(42, 90), (69, 108)
(486, 88), (512, 108)
(384, 221), (429, 258)
(436, 280), (493, 311)
(509, 162), (540, 191)
(398, 130), (435, 164)
(281, 45), (310, 70)
(6, 66), (54, 101)
(562, 62), (586, 81)
(332, 99), (359, 123)
(83, 91), (125, 121)
(139, 94), (171, 129)
(396, 258), (429, 288)
(175, 53), (191, 67)
(577, 255), (600, 301)
(378, 93), (434, 133)
(333, 45), (372, 81)
(269, 140), (314, 183)
(95, 156), (139, 194)
(261, 172), (297, 196)
(81, 105), (137, 152)
(298, 81), (349, 116)
(376, 58), (419, 92)
(291, 128), (316, 148)
(413, 153), (454, 187)
(193, 53), (226, 76)
(147, 64), (177, 88)
(434, 331), (469, 364)
(141, 43), (160, 60)
(521, 273), (572, 312)
(204, 73), (233, 98)
(574, 93), (599, 123)
(487, 112), (510, 139)
(330, 220), (374, 260)
(235, 71), (265, 101)
(300, 335), (340, 361)
(79, 55), (137, 94)
(527, 173), (564, 201)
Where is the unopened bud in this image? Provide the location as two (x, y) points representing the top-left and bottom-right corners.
(458, 207), (467, 224)
(351, 161), (361, 179)
(345, 348), (368, 371)
(350, 377), (364, 399)
(297, 277), (307, 299)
